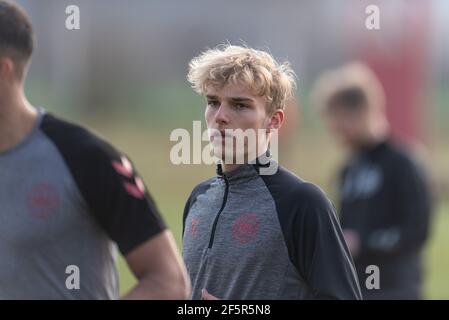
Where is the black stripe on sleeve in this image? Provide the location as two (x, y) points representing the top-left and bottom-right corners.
(260, 166), (362, 300)
(41, 113), (166, 255)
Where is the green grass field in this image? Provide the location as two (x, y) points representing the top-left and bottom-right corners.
(423, 202), (449, 299)
(77, 119), (448, 300)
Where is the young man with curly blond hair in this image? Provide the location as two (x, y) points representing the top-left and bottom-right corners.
(182, 44), (362, 300)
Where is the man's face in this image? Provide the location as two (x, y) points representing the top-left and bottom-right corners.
(204, 83), (272, 164)
(324, 106), (370, 149)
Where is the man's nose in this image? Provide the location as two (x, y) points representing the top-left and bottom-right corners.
(215, 104), (230, 125)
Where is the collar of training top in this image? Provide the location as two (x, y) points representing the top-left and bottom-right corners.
(215, 150), (272, 184)
(357, 139), (390, 158)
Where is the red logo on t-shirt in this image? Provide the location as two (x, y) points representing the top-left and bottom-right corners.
(112, 156), (134, 178)
(112, 156), (146, 199)
(190, 218), (199, 237)
(232, 213), (260, 244)
(123, 178), (145, 200)
(26, 183), (60, 219)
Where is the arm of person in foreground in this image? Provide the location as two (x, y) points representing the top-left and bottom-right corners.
(123, 230), (191, 300)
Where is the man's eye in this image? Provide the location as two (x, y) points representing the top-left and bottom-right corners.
(207, 101), (220, 108)
(233, 103), (247, 110)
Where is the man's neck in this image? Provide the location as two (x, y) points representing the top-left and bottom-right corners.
(222, 163), (240, 173)
(221, 148), (270, 174)
(353, 124), (390, 153)
(0, 91), (37, 153)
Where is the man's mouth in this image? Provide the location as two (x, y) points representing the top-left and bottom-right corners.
(210, 129), (234, 142)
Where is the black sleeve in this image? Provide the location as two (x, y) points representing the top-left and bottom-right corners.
(261, 169), (362, 300)
(41, 114), (166, 255)
(293, 184), (362, 299)
(359, 157), (432, 257)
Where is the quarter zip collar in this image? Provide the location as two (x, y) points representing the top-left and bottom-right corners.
(216, 150), (272, 185)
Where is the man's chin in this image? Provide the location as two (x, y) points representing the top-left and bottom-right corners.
(213, 149), (243, 165)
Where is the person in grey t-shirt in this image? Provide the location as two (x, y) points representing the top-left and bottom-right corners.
(0, 0), (190, 299)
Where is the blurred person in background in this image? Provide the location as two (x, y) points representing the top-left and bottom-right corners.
(0, 0), (190, 299)
(312, 62), (432, 300)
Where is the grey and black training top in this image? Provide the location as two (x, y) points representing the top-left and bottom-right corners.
(182, 160), (362, 300)
(0, 109), (166, 299)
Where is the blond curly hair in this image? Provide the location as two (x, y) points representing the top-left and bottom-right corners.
(187, 44), (296, 114)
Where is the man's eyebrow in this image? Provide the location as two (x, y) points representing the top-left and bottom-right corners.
(229, 97), (254, 103)
(205, 95), (255, 103)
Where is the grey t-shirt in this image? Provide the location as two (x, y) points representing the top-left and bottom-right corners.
(0, 110), (166, 299)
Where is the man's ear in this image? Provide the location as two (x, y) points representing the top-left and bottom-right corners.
(0, 56), (14, 79)
(267, 109), (284, 131)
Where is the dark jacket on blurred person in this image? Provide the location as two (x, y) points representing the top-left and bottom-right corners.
(338, 139), (432, 299)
